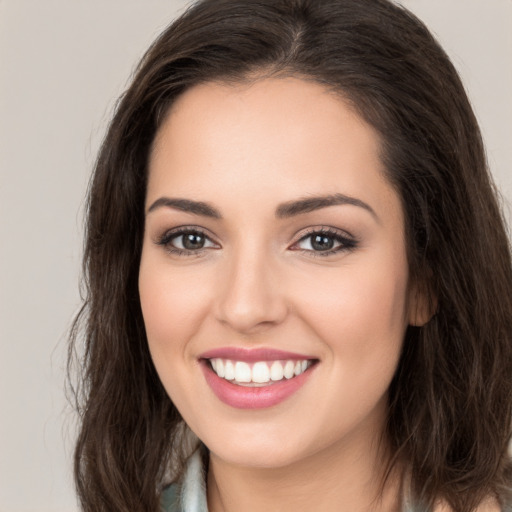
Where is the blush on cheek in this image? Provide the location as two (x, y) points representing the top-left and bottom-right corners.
(300, 266), (408, 371)
(139, 263), (213, 361)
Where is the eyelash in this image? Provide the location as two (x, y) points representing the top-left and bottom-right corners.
(156, 226), (217, 257)
(291, 227), (358, 257)
(155, 226), (358, 258)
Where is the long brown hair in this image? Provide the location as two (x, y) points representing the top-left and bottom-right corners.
(69, 0), (512, 510)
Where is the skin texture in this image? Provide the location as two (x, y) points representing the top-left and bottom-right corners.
(139, 77), (426, 512)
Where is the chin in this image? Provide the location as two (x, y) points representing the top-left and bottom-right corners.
(197, 421), (321, 470)
(208, 442), (305, 469)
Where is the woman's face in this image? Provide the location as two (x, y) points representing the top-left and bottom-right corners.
(139, 77), (419, 469)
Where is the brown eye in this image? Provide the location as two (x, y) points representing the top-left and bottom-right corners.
(293, 229), (358, 256)
(181, 232), (206, 250)
(157, 228), (218, 255)
(170, 230), (216, 251)
(296, 232), (341, 252)
(311, 234), (335, 251)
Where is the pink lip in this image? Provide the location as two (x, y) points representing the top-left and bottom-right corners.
(199, 347), (315, 362)
(200, 359), (317, 410)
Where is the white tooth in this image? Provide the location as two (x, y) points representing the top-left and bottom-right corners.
(294, 361), (302, 376)
(301, 360), (308, 372)
(252, 361), (270, 383)
(270, 361), (284, 381)
(210, 359), (217, 372)
(234, 361), (251, 382)
(284, 360), (295, 379)
(215, 359), (225, 378)
(224, 360), (235, 380)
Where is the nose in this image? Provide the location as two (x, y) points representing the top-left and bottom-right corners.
(214, 247), (289, 335)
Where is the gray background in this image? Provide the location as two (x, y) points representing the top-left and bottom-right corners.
(1, 1), (510, 510)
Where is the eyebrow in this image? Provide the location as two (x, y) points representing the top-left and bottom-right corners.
(275, 193), (378, 220)
(147, 193), (377, 221)
(147, 197), (222, 218)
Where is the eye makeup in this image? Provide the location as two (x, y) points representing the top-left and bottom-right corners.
(290, 226), (358, 258)
(155, 225), (218, 257)
(154, 224), (359, 258)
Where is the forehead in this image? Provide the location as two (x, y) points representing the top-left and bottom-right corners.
(147, 77), (399, 223)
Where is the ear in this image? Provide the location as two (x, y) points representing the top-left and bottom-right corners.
(408, 279), (437, 327)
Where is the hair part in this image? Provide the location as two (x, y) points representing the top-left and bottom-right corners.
(69, 1), (512, 510)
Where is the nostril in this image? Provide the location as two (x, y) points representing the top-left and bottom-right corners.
(213, 258), (290, 333)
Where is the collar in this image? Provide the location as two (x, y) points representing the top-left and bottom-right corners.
(180, 449), (208, 512)
(175, 448), (429, 512)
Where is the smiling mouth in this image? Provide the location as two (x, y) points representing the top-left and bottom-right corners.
(205, 358), (316, 387)
(199, 349), (319, 409)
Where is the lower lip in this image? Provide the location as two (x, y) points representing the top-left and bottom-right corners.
(200, 361), (316, 409)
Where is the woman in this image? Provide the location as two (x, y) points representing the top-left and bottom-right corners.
(69, 0), (512, 511)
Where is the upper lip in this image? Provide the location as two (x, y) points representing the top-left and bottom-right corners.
(199, 347), (317, 362)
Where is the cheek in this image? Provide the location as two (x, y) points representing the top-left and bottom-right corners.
(293, 250), (409, 369)
(286, 255), (409, 436)
(138, 256), (212, 361)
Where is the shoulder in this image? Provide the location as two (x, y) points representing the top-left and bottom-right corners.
(161, 483), (181, 512)
(433, 497), (502, 512)
(161, 448), (208, 512)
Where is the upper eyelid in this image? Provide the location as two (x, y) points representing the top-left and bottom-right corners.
(157, 225), (355, 241)
(291, 231), (355, 250)
(156, 225), (218, 243)
(154, 225), (356, 249)
(292, 226), (355, 242)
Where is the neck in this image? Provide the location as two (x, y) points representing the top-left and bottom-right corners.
(207, 428), (402, 512)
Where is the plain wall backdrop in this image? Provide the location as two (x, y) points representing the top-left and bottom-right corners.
(0, 1), (510, 510)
